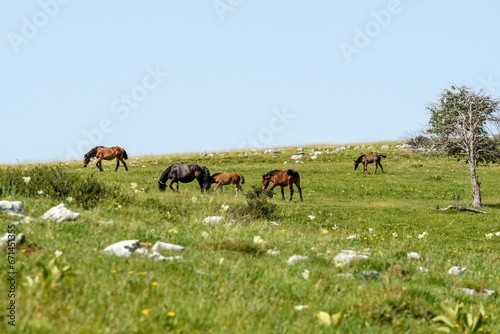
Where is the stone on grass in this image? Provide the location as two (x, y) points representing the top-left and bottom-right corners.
(41, 203), (79, 222)
(148, 251), (183, 261)
(0, 200), (24, 214)
(333, 250), (370, 266)
(448, 266), (467, 275)
(0, 233), (25, 247)
(202, 216), (225, 225)
(407, 252), (421, 260)
(103, 240), (142, 257)
(286, 255), (309, 265)
(151, 241), (184, 252)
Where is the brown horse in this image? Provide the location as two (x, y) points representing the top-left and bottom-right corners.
(354, 153), (386, 174)
(262, 169), (303, 201)
(210, 172), (245, 195)
(83, 146), (128, 171)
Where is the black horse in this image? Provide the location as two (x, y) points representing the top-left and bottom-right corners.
(354, 153), (386, 174)
(158, 163), (211, 192)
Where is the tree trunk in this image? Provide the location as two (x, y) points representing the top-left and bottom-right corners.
(468, 157), (482, 207)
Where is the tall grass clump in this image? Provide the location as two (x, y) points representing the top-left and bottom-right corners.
(230, 186), (276, 220)
(0, 166), (129, 208)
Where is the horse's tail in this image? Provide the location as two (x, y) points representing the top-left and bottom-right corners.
(202, 166), (212, 191)
(287, 169), (300, 178)
(123, 149), (129, 160)
(240, 174), (245, 185)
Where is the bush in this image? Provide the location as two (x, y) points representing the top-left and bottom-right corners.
(230, 186), (276, 220)
(0, 166), (130, 208)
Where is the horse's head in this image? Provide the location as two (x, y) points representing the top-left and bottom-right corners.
(261, 174), (271, 189)
(354, 160), (359, 170)
(158, 180), (167, 192)
(83, 154), (91, 167)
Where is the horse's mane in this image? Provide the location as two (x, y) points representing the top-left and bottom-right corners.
(84, 146), (100, 158)
(264, 169), (281, 177)
(211, 172), (222, 177)
(354, 154), (366, 163)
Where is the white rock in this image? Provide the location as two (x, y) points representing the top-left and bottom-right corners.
(267, 249), (280, 255)
(41, 203), (79, 222)
(407, 252), (421, 260)
(0, 200), (24, 214)
(151, 241), (184, 252)
(0, 233), (25, 247)
(448, 266), (467, 275)
(290, 153), (304, 160)
(294, 305), (309, 311)
(202, 216), (225, 225)
(286, 255), (309, 265)
(148, 251), (183, 261)
(333, 250), (370, 265)
(103, 240), (141, 257)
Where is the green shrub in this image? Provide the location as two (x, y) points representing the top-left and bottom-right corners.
(0, 166), (129, 208)
(230, 186), (276, 220)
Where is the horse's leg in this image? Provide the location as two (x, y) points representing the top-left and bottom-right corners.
(296, 181), (303, 202)
(281, 186), (285, 200)
(169, 180), (177, 192)
(288, 184), (294, 201)
(96, 158), (103, 171)
(378, 161), (384, 173)
(121, 158), (128, 171)
(268, 183), (279, 199)
(115, 158), (120, 171)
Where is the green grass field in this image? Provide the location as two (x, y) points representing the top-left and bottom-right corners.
(1, 142), (499, 333)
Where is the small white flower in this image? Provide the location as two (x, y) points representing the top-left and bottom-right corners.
(301, 269), (310, 280)
(392, 232), (398, 238)
(37, 190), (44, 195)
(495, 232), (500, 237)
(220, 204), (229, 212)
(308, 215), (316, 221)
(346, 234), (358, 240)
(130, 182), (138, 189)
(66, 197), (74, 203)
(407, 252), (421, 260)
(219, 257), (224, 265)
(253, 236), (265, 244)
(22, 176), (31, 184)
(191, 196), (198, 203)
(418, 231), (428, 239)
(54, 250), (63, 258)
(485, 233), (494, 239)
(368, 228), (374, 234)
(201, 231), (209, 238)
(332, 224), (339, 230)
(294, 305), (310, 311)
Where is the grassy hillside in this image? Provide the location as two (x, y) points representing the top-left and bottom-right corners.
(1, 142), (499, 333)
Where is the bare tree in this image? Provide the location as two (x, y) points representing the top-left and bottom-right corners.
(427, 85), (500, 207)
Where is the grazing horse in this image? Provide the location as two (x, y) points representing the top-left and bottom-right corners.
(158, 163), (211, 193)
(262, 169), (303, 201)
(354, 153), (386, 174)
(210, 172), (245, 195)
(83, 146), (128, 171)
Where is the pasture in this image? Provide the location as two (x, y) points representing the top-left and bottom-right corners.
(1, 142), (499, 333)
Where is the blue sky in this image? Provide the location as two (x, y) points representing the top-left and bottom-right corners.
(1, 1), (500, 164)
